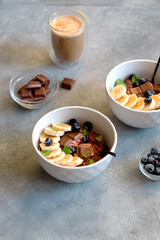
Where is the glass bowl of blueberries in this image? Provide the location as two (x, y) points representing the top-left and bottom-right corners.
(139, 147), (160, 180)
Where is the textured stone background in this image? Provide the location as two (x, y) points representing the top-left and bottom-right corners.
(1, 1), (160, 239)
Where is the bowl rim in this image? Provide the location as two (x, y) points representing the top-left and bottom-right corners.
(32, 106), (117, 169)
(9, 69), (59, 105)
(106, 59), (160, 113)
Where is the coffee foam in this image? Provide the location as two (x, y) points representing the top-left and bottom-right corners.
(50, 15), (84, 37)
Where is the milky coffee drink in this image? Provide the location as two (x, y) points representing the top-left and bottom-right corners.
(50, 15), (84, 63)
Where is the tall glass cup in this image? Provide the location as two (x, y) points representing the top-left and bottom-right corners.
(48, 9), (87, 68)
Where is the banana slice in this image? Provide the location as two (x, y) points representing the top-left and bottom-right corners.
(49, 151), (65, 163)
(46, 147), (62, 159)
(132, 98), (145, 110)
(116, 94), (129, 105)
(56, 154), (73, 166)
(40, 142), (60, 151)
(143, 99), (155, 111)
(52, 123), (71, 132)
(67, 156), (83, 167)
(110, 85), (126, 100)
(151, 95), (160, 110)
(44, 127), (64, 137)
(125, 94), (137, 108)
(40, 133), (60, 143)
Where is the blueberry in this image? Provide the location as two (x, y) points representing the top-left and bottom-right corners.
(69, 118), (78, 126)
(45, 138), (53, 146)
(147, 156), (155, 163)
(155, 167), (160, 175)
(100, 152), (106, 158)
(144, 89), (154, 98)
(133, 81), (140, 87)
(151, 147), (160, 155)
(147, 153), (155, 158)
(69, 146), (76, 155)
(139, 78), (146, 85)
(82, 135), (89, 143)
(72, 123), (80, 132)
(128, 74), (136, 80)
(141, 157), (147, 164)
(83, 122), (93, 131)
(152, 159), (159, 167)
(144, 97), (152, 104)
(145, 164), (155, 173)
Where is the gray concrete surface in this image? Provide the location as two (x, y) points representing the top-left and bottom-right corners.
(1, 1), (160, 239)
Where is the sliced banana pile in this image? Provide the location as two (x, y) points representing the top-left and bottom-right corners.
(39, 123), (83, 167)
(110, 85), (160, 111)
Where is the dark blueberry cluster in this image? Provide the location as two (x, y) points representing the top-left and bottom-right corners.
(141, 147), (160, 175)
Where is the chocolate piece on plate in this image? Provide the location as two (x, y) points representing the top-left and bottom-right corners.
(66, 132), (83, 140)
(77, 143), (94, 157)
(27, 80), (41, 89)
(35, 74), (50, 86)
(61, 78), (76, 90)
(140, 81), (154, 93)
(19, 87), (34, 100)
(130, 86), (144, 97)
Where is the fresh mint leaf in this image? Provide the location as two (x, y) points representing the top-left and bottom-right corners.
(62, 145), (72, 154)
(82, 152), (87, 158)
(52, 128), (58, 132)
(96, 135), (102, 142)
(83, 129), (87, 136)
(158, 88), (160, 92)
(89, 159), (95, 164)
(114, 78), (127, 88)
(40, 150), (51, 156)
(131, 75), (139, 82)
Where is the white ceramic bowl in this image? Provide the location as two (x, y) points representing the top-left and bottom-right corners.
(106, 59), (160, 128)
(32, 106), (117, 183)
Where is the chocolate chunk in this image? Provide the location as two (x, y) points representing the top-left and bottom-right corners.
(59, 135), (73, 147)
(125, 79), (133, 88)
(35, 74), (50, 86)
(66, 132), (83, 140)
(34, 86), (47, 98)
(61, 78), (76, 90)
(27, 80), (41, 89)
(77, 143), (94, 157)
(17, 85), (27, 96)
(19, 87), (33, 100)
(44, 86), (51, 96)
(140, 81), (154, 94)
(130, 87), (144, 97)
(153, 84), (160, 93)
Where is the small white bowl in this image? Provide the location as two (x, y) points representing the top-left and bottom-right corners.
(9, 69), (59, 109)
(106, 59), (160, 128)
(32, 106), (117, 183)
